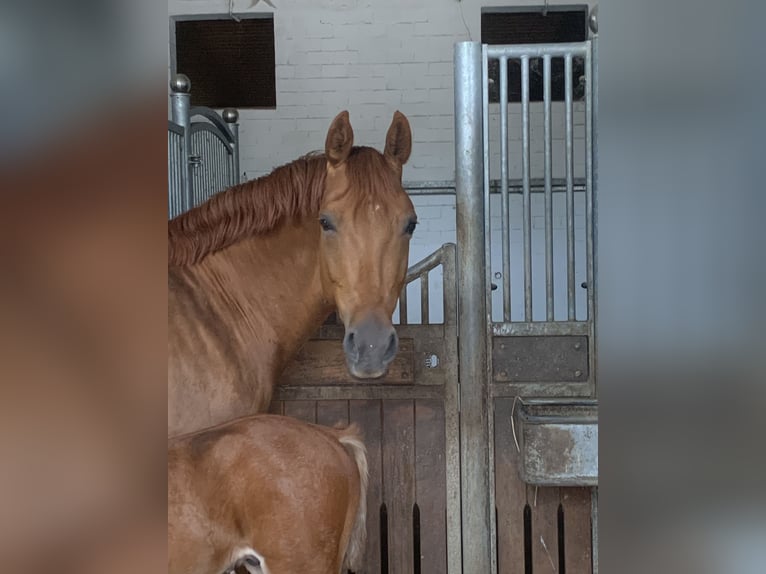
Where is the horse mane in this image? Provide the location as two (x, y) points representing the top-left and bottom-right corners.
(168, 147), (402, 266)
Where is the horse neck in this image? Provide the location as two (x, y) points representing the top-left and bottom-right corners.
(195, 220), (332, 370)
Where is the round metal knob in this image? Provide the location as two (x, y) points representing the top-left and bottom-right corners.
(222, 108), (239, 123)
(589, 6), (598, 34)
(170, 73), (191, 93)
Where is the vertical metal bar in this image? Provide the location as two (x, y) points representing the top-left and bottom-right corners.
(454, 41), (490, 574)
(482, 45), (498, 574)
(585, 45), (595, 321)
(592, 487), (599, 574)
(543, 55), (554, 321)
(170, 74), (193, 212)
(440, 243), (461, 574)
(482, 45), (492, 326)
(565, 54), (576, 320)
(499, 57), (511, 321)
(591, 34), (600, 399)
(521, 56), (532, 321)
(399, 285), (409, 325)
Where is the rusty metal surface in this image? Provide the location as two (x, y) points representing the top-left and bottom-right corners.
(512, 399), (598, 486)
(493, 335), (588, 383)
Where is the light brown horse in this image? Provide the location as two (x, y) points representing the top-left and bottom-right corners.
(168, 111), (416, 437)
(168, 414), (368, 574)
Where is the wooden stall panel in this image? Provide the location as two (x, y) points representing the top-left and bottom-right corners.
(415, 399), (447, 574)
(494, 398), (528, 574)
(316, 400), (349, 427)
(281, 339), (416, 386)
(382, 400), (416, 574)
(282, 400), (316, 424)
(527, 484), (560, 574)
(561, 488), (592, 574)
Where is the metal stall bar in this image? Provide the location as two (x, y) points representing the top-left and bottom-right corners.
(520, 56), (532, 321)
(585, 44), (595, 326)
(454, 41), (491, 574)
(565, 54), (576, 320)
(223, 108), (240, 186)
(421, 274), (429, 324)
(499, 56), (511, 321)
(170, 74), (193, 213)
(543, 55), (554, 321)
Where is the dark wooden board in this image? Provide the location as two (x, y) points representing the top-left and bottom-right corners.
(281, 339), (416, 386)
(493, 336), (588, 383)
(561, 487), (592, 574)
(316, 400), (349, 428)
(527, 484), (560, 574)
(415, 399), (447, 574)
(494, 398), (528, 574)
(282, 400), (315, 424)
(382, 400), (416, 574)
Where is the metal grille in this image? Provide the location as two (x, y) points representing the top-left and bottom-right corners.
(168, 122), (186, 219)
(482, 43), (595, 341)
(190, 124), (236, 209)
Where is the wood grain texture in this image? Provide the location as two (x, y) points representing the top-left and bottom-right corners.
(561, 487), (592, 574)
(283, 400), (315, 424)
(415, 399), (447, 574)
(316, 400), (349, 428)
(281, 339), (416, 386)
(382, 400), (416, 574)
(527, 484), (560, 574)
(494, 398), (528, 574)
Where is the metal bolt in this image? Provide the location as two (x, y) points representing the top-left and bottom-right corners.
(500, 370), (507, 378)
(574, 343), (581, 351)
(500, 343), (505, 350)
(574, 370), (582, 377)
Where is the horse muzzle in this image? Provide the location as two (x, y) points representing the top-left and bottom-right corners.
(343, 315), (399, 379)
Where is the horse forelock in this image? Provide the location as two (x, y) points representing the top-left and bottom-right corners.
(168, 147), (406, 267)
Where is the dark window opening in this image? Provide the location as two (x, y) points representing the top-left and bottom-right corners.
(174, 16), (276, 109)
(481, 8), (588, 103)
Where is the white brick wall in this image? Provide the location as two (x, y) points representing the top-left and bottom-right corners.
(168, 0), (595, 323)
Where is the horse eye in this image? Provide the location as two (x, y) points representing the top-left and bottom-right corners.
(405, 220), (417, 235)
(319, 217), (335, 232)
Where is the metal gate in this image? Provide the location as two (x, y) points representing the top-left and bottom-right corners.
(167, 74), (241, 219)
(454, 31), (598, 574)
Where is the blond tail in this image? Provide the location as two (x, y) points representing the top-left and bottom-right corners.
(338, 425), (368, 572)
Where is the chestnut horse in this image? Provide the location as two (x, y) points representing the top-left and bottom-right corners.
(168, 414), (368, 574)
(168, 111), (416, 436)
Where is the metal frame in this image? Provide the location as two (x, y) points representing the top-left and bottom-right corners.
(454, 33), (598, 574)
(168, 74), (241, 219)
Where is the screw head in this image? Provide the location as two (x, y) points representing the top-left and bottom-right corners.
(575, 370), (583, 377)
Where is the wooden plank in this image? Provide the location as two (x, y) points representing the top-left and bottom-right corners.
(267, 399), (283, 415)
(415, 399), (447, 574)
(494, 398), (527, 574)
(382, 400), (416, 574)
(281, 339), (416, 386)
(277, 384), (443, 402)
(282, 400), (315, 424)
(527, 484), (560, 574)
(350, 400), (383, 574)
(316, 400), (349, 428)
(561, 487), (592, 574)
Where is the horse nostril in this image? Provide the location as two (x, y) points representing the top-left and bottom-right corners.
(344, 331), (359, 360)
(382, 332), (398, 362)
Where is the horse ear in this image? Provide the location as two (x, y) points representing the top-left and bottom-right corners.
(325, 110), (354, 167)
(384, 111), (412, 166)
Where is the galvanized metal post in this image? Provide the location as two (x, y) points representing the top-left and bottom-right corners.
(223, 108), (240, 185)
(454, 41), (491, 574)
(170, 74), (193, 212)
